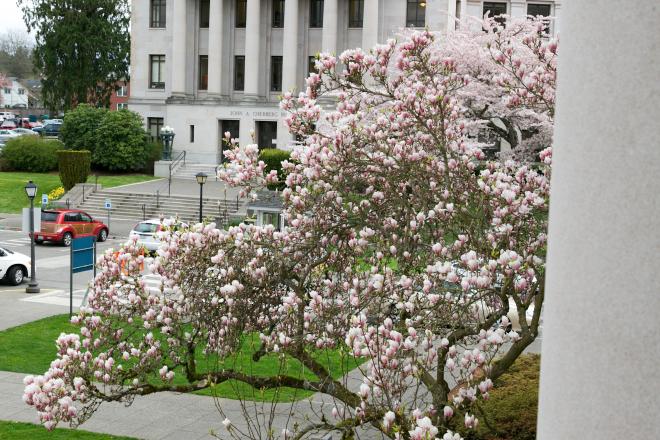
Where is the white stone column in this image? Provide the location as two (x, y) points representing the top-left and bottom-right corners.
(207, 0), (224, 96)
(362, 0), (378, 50)
(171, 0), (187, 96)
(509, 0), (526, 19)
(552, 3), (562, 36)
(537, 1), (660, 440)
(426, 0), (451, 33)
(321, 0), (338, 53)
(244, 0), (261, 100)
(282, 0), (299, 92)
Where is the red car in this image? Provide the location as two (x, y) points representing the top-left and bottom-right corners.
(34, 209), (109, 246)
(0, 120), (17, 130)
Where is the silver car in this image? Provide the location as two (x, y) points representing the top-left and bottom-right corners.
(129, 219), (187, 253)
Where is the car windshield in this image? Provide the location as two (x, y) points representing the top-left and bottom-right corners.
(41, 211), (59, 222)
(134, 223), (159, 233)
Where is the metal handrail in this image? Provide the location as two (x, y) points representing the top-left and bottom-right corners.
(168, 151), (186, 196)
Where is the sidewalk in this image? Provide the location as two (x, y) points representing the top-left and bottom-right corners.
(106, 178), (245, 202)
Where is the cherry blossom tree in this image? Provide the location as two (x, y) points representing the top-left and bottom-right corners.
(23, 17), (556, 439)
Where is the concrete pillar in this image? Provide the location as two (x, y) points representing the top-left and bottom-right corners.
(426, 0), (450, 33)
(537, 2), (660, 440)
(244, 0), (261, 100)
(282, 0), (299, 92)
(207, 0), (224, 96)
(553, 2), (562, 36)
(362, 0), (378, 50)
(171, 0), (187, 96)
(321, 0), (338, 53)
(509, 0), (526, 19)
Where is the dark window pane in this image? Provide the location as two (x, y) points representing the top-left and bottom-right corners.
(271, 56), (283, 92)
(200, 0), (210, 27)
(527, 3), (552, 34)
(236, 0), (247, 27)
(199, 55), (208, 90)
(150, 0), (166, 28)
(234, 56), (245, 91)
(149, 55), (165, 89)
(148, 117), (164, 142)
(272, 0), (285, 27)
(406, 0), (425, 27)
(310, 0), (324, 28)
(41, 211), (59, 222)
(80, 213), (92, 222)
(220, 120), (240, 163)
(256, 121), (278, 149)
(190, 125), (195, 143)
(483, 2), (507, 25)
(308, 56), (318, 76)
(348, 0), (363, 27)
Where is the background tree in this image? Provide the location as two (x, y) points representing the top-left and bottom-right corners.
(0, 30), (35, 80)
(17, 0), (130, 111)
(23, 18), (555, 440)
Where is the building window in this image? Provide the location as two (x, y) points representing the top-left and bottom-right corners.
(527, 3), (552, 34)
(348, 0), (363, 28)
(116, 85), (128, 97)
(149, 55), (165, 89)
(309, 0), (324, 28)
(236, 0), (247, 27)
(199, 55), (209, 90)
(256, 121), (278, 149)
(308, 56), (318, 76)
(190, 125), (195, 143)
(150, 0), (166, 28)
(3, 88), (9, 94)
(147, 117), (164, 142)
(483, 2), (507, 25)
(117, 103), (128, 110)
(234, 56), (245, 91)
(200, 0), (210, 27)
(220, 120), (240, 163)
(17, 88), (25, 95)
(272, 0), (285, 27)
(270, 56), (283, 92)
(406, 0), (425, 27)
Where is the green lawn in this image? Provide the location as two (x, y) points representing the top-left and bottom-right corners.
(0, 421), (136, 440)
(0, 315), (362, 403)
(0, 172), (157, 214)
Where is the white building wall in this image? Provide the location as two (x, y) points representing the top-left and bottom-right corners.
(2, 79), (29, 108)
(130, 0), (563, 164)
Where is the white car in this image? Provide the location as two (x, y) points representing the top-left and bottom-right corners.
(11, 128), (38, 136)
(0, 129), (19, 143)
(129, 219), (187, 253)
(0, 246), (31, 285)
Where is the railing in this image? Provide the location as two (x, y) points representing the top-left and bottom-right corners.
(168, 150), (186, 196)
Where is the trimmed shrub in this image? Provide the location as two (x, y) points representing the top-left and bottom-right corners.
(259, 148), (291, 190)
(0, 136), (61, 172)
(60, 104), (107, 156)
(457, 354), (540, 440)
(58, 150), (91, 191)
(94, 110), (149, 171)
(143, 140), (163, 174)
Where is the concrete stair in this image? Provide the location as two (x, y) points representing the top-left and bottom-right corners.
(76, 189), (241, 224)
(171, 163), (219, 181)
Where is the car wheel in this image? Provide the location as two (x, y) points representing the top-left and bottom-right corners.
(35, 238), (43, 245)
(97, 229), (108, 242)
(7, 266), (24, 286)
(62, 232), (73, 247)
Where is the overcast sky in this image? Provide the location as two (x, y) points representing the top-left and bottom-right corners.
(0, 1), (31, 36)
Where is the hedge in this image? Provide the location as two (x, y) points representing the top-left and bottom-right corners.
(0, 136), (61, 172)
(58, 150), (91, 191)
(93, 110), (149, 171)
(259, 148), (291, 190)
(60, 104), (107, 156)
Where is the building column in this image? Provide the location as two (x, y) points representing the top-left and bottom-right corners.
(244, 0), (261, 100)
(282, 0), (299, 92)
(171, 0), (187, 96)
(208, 0), (224, 96)
(509, 0), (526, 19)
(362, 0), (378, 50)
(426, 0), (451, 34)
(537, 1), (660, 440)
(552, 2), (562, 35)
(321, 0), (338, 54)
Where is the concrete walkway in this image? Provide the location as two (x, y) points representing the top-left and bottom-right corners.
(106, 178), (245, 203)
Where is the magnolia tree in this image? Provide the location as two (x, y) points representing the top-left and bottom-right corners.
(24, 17), (556, 439)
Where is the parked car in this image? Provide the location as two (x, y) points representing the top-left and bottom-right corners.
(0, 111), (16, 122)
(0, 119), (17, 130)
(32, 122), (61, 137)
(0, 129), (19, 143)
(0, 246), (31, 285)
(11, 128), (38, 136)
(18, 118), (35, 129)
(12, 103), (27, 109)
(129, 219), (187, 253)
(34, 209), (109, 246)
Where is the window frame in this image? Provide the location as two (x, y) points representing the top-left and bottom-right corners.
(255, 120), (278, 150)
(117, 103), (128, 110)
(348, 0), (364, 28)
(236, 0), (247, 27)
(149, 54), (166, 89)
(483, 1), (508, 25)
(272, 0), (285, 27)
(234, 55), (245, 91)
(116, 85), (128, 97)
(147, 117), (164, 142)
(270, 56), (283, 92)
(309, 0), (324, 28)
(406, 0), (426, 28)
(527, 3), (552, 35)
(198, 55), (209, 90)
(150, 0), (167, 28)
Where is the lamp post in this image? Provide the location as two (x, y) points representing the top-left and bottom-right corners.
(24, 180), (39, 293)
(160, 126), (175, 161)
(196, 172), (207, 223)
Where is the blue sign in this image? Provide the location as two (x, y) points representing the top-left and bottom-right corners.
(104, 199), (112, 210)
(72, 236), (95, 273)
(41, 194), (48, 205)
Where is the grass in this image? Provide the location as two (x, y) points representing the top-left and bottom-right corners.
(0, 421), (136, 439)
(0, 315), (363, 403)
(0, 172), (157, 214)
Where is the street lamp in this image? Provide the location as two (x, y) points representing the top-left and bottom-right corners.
(160, 126), (175, 161)
(196, 172), (208, 223)
(24, 180), (39, 293)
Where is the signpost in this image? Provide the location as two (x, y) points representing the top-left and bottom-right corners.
(41, 194), (48, 209)
(104, 198), (112, 231)
(70, 236), (96, 317)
